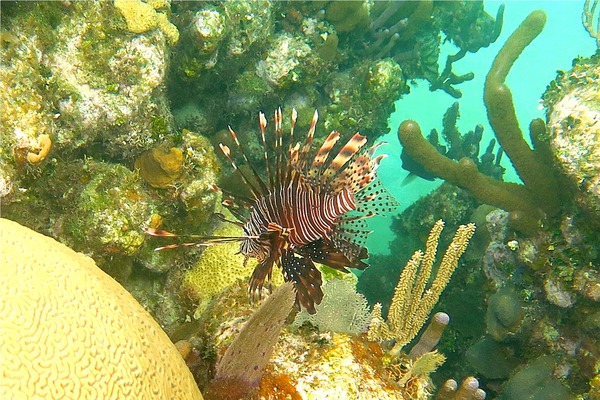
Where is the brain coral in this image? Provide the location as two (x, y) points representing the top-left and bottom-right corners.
(0, 218), (203, 400)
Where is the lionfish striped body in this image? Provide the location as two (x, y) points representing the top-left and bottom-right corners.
(147, 109), (398, 313)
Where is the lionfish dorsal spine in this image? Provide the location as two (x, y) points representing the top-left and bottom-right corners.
(258, 111), (274, 189)
(296, 109), (318, 173)
(307, 130), (341, 181)
(274, 108), (285, 187)
(225, 126), (270, 195)
(218, 142), (263, 200)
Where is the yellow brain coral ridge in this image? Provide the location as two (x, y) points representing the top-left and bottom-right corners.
(114, 0), (179, 44)
(0, 218), (203, 400)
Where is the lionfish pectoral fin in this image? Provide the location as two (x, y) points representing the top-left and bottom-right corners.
(281, 252), (323, 314)
(248, 258), (275, 303)
(143, 227), (248, 251)
(297, 239), (369, 272)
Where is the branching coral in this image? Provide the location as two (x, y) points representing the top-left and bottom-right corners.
(583, 0), (600, 47)
(368, 220), (476, 357)
(401, 101), (505, 182)
(398, 11), (564, 234)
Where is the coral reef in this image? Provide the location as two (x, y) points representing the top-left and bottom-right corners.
(0, 218), (203, 400)
(2, 2), (597, 399)
(168, 0), (501, 155)
(0, 1), (174, 203)
(62, 162), (151, 258)
(398, 11), (566, 234)
(186, 281), (451, 400)
(362, 1), (503, 98)
(463, 206), (599, 397)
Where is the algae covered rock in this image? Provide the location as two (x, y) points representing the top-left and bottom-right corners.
(63, 162), (151, 258)
(544, 53), (600, 225)
(0, 1), (175, 201)
(0, 218), (203, 400)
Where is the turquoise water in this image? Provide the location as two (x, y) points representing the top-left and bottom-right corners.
(370, 0), (597, 255)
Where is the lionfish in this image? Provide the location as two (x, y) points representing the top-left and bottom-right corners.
(146, 109), (398, 313)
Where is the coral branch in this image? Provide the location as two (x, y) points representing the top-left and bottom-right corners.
(398, 11), (564, 233)
(484, 10), (561, 216)
(583, 0), (600, 47)
(398, 120), (537, 215)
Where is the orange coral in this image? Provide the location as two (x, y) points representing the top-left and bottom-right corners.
(26, 134), (52, 164)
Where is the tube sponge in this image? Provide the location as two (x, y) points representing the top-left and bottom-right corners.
(0, 218), (203, 400)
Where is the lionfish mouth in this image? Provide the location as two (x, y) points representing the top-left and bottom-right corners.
(146, 108), (398, 314)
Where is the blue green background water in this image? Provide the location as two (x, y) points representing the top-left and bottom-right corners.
(370, 0), (597, 255)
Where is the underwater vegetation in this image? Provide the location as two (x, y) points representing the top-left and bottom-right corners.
(1, 1), (599, 399)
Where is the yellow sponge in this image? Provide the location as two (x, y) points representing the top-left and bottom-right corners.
(114, 0), (179, 44)
(0, 218), (203, 400)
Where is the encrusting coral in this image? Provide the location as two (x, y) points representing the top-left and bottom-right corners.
(135, 145), (184, 188)
(0, 218), (203, 400)
(114, 0), (179, 45)
(398, 11), (564, 234)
